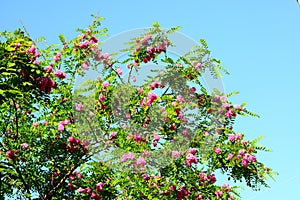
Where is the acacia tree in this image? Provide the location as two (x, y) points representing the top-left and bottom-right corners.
(0, 15), (276, 199)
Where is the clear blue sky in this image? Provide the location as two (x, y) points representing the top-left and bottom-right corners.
(1, 1), (300, 199)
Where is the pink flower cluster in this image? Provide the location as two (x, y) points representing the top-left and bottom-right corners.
(120, 153), (135, 162)
(228, 133), (243, 142)
(185, 148), (198, 167)
(140, 92), (158, 107)
(54, 69), (66, 79)
(149, 81), (163, 90)
(76, 181), (103, 200)
(94, 52), (113, 67)
(38, 77), (57, 93)
(26, 45), (41, 63)
(131, 34), (170, 66)
(58, 119), (70, 132)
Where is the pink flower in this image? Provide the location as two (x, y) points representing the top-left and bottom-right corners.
(215, 148), (221, 154)
(182, 129), (188, 135)
(138, 88), (144, 93)
(85, 187), (92, 194)
(222, 184), (231, 192)
(27, 45), (36, 54)
(189, 148), (197, 155)
(147, 92), (158, 101)
(250, 155), (257, 162)
(120, 153), (135, 162)
(96, 182), (104, 191)
(91, 192), (100, 199)
(98, 94), (105, 102)
(102, 81), (110, 89)
(235, 133), (242, 140)
(136, 157), (146, 166)
(79, 40), (89, 48)
(6, 150), (14, 159)
(239, 149), (246, 156)
(77, 187), (86, 193)
(153, 134), (160, 141)
(109, 132), (118, 139)
(208, 174), (217, 183)
(227, 153), (234, 161)
(185, 153), (198, 167)
(75, 103), (84, 112)
(132, 76), (136, 82)
(53, 53), (61, 62)
(193, 63), (202, 69)
(172, 151), (181, 158)
(82, 62), (89, 70)
(241, 140), (248, 145)
(20, 143), (29, 149)
(58, 123), (64, 132)
(116, 67), (122, 75)
(242, 159), (248, 166)
(42, 121), (48, 125)
(215, 190), (223, 198)
(33, 122), (39, 127)
(68, 136), (75, 143)
(54, 69), (66, 79)
(228, 134), (235, 142)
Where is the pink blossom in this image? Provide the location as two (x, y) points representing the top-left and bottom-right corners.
(96, 182), (104, 191)
(147, 92), (158, 101)
(199, 172), (208, 181)
(20, 143), (29, 149)
(228, 134), (235, 142)
(33, 122), (39, 127)
(182, 129), (188, 135)
(42, 121), (48, 125)
(99, 94), (105, 102)
(91, 192), (100, 199)
(239, 149), (246, 156)
(120, 153), (135, 162)
(132, 76), (136, 82)
(109, 132), (118, 139)
(68, 136), (75, 143)
(250, 155), (257, 162)
(77, 187), (86, 193)
(27, 46), (36, 54)
(215, 190), (223, 198)
(235, 133), (242, 140)
(136, 157), (146, 166)
(242, 159), (248, 166)
(138, 88), (144, 93)
(215, 148), (221, 154)
(116, 67), (122, 75)
(153, 134), (160, 141)
(75, 103), (84, 112)
(58, 123), (64, 132)
(6, 150), (14, 159)
(54, 69), (66, 79)
(53, 53), (61, 62)
(82, 62), (89, 70)
(189, 148), (197, 155)
(227, 153), (234, 161)
(190, 87), (196, 93)
(85, 187), (92, 194)
(193, 63), (202, 69)
(102, 81), (110, 89)
(185, 153), (198, 166)
(241, 140), (248, 145)
(222, 184), (231, 192)
(172, 151), (181, 158)
(79, 40), (89, 48)
(208, 174), (217, 183)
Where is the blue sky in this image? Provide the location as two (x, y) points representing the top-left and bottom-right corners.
(1, 1), (300, 199)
